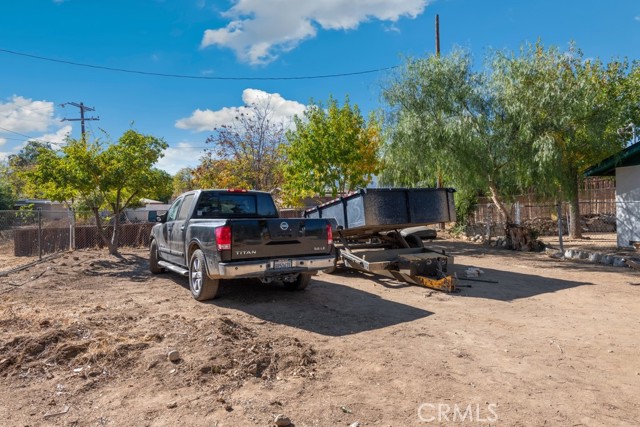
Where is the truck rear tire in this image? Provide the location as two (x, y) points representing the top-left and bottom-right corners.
(189, 249), (219, 301)
(322, 250), (339, 274)
(149, 240), (164, 274)
(285, 273), (312, 291)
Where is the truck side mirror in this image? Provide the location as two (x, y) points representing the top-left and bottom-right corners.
(157, 212), (168, 223)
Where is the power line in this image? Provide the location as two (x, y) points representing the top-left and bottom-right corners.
(0, 125), (34, 139)
(0, 125), (207, 148)
(0, 126), (68, 146)
(0, 47), (400, 81)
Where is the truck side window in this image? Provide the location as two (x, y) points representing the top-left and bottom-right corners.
(195, 192), (218, 217)
(166, 198), (183, 222)
(177, 194), (195, 220)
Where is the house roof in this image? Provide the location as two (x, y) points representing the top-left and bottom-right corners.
(140, 198), (163, 204)
(584, 140), (640, 177)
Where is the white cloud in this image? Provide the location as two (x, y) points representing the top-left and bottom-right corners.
(0, 95), (56, 133)
(175, 88), (306, 132)
(0, 98), (71, 160)
(38, 125), (72, 146)
(155, 142), (206, 175)
(201, 0), (430, 64)
(0, 125), (71, 164)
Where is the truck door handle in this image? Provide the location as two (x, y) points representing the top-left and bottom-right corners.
(180, 225), (185, 231)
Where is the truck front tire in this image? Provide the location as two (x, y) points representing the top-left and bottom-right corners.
(149, 240), (164, 274)
(189, 249), (219, 301)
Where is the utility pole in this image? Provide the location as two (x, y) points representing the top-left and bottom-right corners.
(435, 14), (442, 189)
(435, 14), (445, 231)
(61, 102), (99, 141)
(435, 14), (441, 57)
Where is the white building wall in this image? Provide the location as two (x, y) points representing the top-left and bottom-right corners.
(615, 165), (640, 248)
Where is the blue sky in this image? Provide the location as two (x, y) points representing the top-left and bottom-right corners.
(1, 0), (639, 174)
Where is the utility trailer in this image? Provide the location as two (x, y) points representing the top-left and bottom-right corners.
(305, 188), (458, 292)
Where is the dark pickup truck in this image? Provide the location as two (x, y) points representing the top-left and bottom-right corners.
(149, 189), (335, 301)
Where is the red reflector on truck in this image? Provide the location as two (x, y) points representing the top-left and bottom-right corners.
(326, 223), (333, 246)
(215, 225), (231, 250)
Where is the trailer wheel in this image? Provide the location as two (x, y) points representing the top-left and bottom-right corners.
(285, 273), (312, 291)
(189, 249), (219, 301)
(386, 231), (404, 249)
(405, 234), (424, 248)
(149, 240), (164, 274)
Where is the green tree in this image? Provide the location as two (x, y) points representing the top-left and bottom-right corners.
(202, 99), (287, 191)
(172, 167), (196, 198)
(494, 42), (636, 237)
(282, 96), (382, 206)
(193, 155), (250, 190)
(0, 161), (16, 210)
(7, 140), (52, 198)
(27, 130), (168, 255)
(381, 45), (638, 240)
(145, 169), (173, 203)
(0, 162), (16, 237)
(380, 50), (529, 225)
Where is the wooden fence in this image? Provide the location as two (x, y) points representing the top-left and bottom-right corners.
(471, 178), (616, 225)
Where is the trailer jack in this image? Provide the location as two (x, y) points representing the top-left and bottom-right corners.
(412, 274), (457, 293)
(380, 263), (458, 293)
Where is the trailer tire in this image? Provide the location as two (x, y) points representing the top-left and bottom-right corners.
(386, 231), (404, 249)
(149, 240), (165, 274)
(285, 273), (312, 291)
(405, 234), (424, 248)
(189, 249), (219, 301)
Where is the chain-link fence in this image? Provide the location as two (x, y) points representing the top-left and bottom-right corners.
(0, 209), (156, 275)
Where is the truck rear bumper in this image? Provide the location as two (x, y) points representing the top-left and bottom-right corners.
(212, 255), (335, 279)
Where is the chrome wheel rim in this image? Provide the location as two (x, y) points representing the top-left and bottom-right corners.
(191, 257), (202, 294)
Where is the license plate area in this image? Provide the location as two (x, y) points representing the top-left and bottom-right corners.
(270, 259), (292, 270)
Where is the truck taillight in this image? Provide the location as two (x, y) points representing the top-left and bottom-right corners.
(215, 225), (232, 251)
(326, 223), (333, 246)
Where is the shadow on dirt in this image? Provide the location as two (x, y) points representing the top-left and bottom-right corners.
(168, 274), (433, 337)
(324, 262), (594, 302)
(81, 254), (150, 283)
(445, 263), (594, 301)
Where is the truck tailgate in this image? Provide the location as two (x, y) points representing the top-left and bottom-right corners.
(229, 219), (331, 261)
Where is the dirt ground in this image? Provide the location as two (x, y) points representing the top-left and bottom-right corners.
(1, 240), (639, 427)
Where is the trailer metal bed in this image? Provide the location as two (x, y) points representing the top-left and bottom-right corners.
(305, 188), (458, 292)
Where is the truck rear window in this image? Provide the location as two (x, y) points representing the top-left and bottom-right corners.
(194, 192), (278, 218)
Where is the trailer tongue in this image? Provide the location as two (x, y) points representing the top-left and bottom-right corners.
(305, 187), (458, 292)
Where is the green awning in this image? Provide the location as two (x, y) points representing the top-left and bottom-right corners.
(584, 141), (640, 177)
